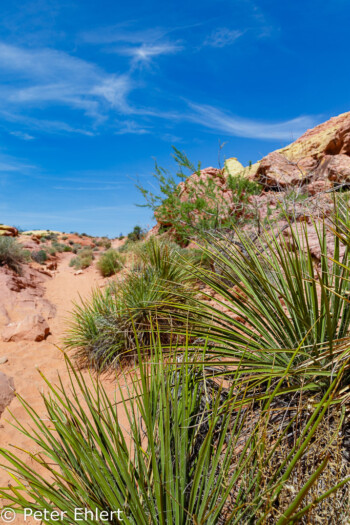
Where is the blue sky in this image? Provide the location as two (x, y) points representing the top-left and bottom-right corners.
(0, 0), (349, 236)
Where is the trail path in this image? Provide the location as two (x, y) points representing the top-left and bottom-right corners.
(0, 254), (126, 523)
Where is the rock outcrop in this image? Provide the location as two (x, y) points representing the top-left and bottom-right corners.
(0, 371), (14, 417)
(152, 111), (350, 235)
(2, 314), (50, 342)
(0, 266), (55, 342)
(253, 111), (350, 189)
(0, 225), (18, 237)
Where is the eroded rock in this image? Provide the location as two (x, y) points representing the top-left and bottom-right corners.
(2, 314), (50, 342)
(0, 371), (14, 417)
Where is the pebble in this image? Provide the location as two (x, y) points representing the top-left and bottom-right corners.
(0, 356), (9, 364)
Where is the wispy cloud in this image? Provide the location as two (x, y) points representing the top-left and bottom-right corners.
(115, 42), (182, 65)
(10, 130), (35, 140)
(0, 151), (35, 172)
(0, 42), (133, 128)
(204, 28), (244, 48)
(53, 185), (123, 191)
(188, 103), (316, 140)
(115, 120), (150, 135)
(81, 25), (168, 45)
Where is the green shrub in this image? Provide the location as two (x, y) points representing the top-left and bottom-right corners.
(137, 147), (261, 245)
(97, 249), (124, 277)
(63, 245), (72, 252)
(72, 243), (82, 254)
(0, 237), (27, 274)
(69, 248), (94, 270)
(66, 239), (196, 369)
(127, 225), (146, 242)
(31, 249), (48, 264)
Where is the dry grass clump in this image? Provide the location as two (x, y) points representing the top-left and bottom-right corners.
(69, 247), (94, 270)
(97, 249), (125, 277)
(0, 237), (28, 274)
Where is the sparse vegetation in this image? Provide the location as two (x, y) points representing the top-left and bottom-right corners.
(31, 249), (48, 264)
(3, 143), (350, 523)
(69, 247), (94, 270)
(97, 249), (124, 277)
(0, 237), (28, 273)
(137, 146), (261, 244)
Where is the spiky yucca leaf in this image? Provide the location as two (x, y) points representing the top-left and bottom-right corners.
(172, 220), (350, 395)
(0, 336), (348, 524)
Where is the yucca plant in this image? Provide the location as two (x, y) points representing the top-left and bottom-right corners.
(65, 238), (197, 369)
(173, 218), (350, 396)
(1, 337), (349, 524)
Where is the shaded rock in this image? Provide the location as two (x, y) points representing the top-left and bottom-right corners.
(318, 154), (350, 184)
(0, 357), (8, 364)
(255, 152), (314, 189)
(2, 314), (50, 342)
(0, 371), (14, 417)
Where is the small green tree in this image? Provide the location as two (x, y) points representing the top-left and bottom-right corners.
(137, 147), (261, 244)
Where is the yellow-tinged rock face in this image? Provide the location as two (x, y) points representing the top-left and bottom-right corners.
(224, 157), (260, 180)
(0, 225), (18, 237)
(224, 157), (244, 176)
(276, 111), (350, 162)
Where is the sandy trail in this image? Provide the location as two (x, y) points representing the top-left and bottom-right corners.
(0, 254), (127, 523)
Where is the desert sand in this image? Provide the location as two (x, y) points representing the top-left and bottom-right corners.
(0, 248), (127, 523)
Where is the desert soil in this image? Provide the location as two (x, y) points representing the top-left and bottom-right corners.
(0, 248), (128, 524)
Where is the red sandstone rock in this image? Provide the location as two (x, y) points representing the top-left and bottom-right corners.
(0, 266), (56, 341)
(255, 152), (313, 189)
(0, 371), (14, 417)
(2, 314), (50, 342)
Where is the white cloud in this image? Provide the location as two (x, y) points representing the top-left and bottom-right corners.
(188, 103), (316, 140)
(0, 42), (133, 125)
(204, 28), (244, 48)
(115, 43), (182, 65)
(10, 130), (35, 140)
(0, 152), (35, 172)
(81, 25), (167, 45)
(115, 120), (150, 135)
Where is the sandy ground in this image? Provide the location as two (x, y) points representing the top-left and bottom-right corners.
(0, 252), (128, 523)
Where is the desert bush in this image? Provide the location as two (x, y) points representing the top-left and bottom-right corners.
(0, 346), (349, 523)
(72, 243), (82, 254)
(97, 249), (124, 277)
(51, 242), (67, 253)
(31, 249), (48, 264)
(127, 225), (145, 242)
(70, 248), (94, 270)
(0, 237), (28, 273)
(137, 147), (261, 244)
(66, 239), (196, 369)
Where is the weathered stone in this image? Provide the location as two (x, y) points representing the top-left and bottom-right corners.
(2, 314), (50, 342)
(0, 225), (18, 237)
(255, 152), (313, 189)
(0, 371), (14, 417)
